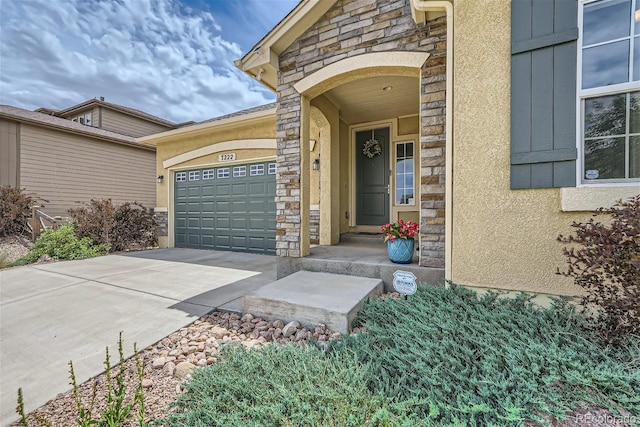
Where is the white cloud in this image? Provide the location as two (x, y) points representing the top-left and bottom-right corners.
(0, 0), (295, 123)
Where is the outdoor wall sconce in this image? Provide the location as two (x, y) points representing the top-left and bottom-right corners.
(313, 158), (320, 170)
(157, 175), (164, 183)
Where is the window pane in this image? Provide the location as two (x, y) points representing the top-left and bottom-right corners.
(631, 91), (640, 133)
(635, 2), (640, 35)
(631, 136), (640, 177)
(582, 40), (630, 88)
(585, 94), (627, 137)
(584, 137), (626, 179)
(635, 36), (640, 81)
(584, 0), (631, 46)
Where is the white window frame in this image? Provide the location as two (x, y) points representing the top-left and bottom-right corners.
(268, 163), (277, 175)
(233, 166), (247, 177)
(394, 140), (416, 206)
(576, 0), (640, 186)
(188, 170), (200, 181)
(250, 164), (265, 176)
(217, 168), (230, 179)
(202, 169), (215, 180)
(175, 172), (187, 182)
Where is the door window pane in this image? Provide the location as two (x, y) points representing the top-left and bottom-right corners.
(630, 136), (640, 178)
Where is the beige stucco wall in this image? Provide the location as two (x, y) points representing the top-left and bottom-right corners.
(155, 116), (276, 208)
(450, 1), (637, 296)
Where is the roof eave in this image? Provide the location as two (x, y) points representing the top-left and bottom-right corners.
(138, 107), (277, 146)
(235, 0), (337, 91)
(0, 111), (155, 152)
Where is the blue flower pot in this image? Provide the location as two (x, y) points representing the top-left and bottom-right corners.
(386, 238), (414, 264)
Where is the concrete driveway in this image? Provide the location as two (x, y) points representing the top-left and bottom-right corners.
(0, 248), (275, 426)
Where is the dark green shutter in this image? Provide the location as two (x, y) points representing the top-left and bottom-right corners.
(511, 0), (578, 189)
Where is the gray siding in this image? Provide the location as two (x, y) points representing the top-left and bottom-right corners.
(100, 109), (172, 138)
(20, 124), (156, 216)
(510, 0), (578, 189)
(0, 119), (20, 187)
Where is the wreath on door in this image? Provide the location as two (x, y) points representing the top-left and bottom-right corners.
(362, 137), (382, 158)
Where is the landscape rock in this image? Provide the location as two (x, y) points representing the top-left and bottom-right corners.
(174, 361), (196, 379)
(282, 321), (300, 338)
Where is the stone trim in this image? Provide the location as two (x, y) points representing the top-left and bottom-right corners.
(275, 0), (447, 268)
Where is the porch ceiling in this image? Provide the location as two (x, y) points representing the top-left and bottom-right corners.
(323, 76), (419, 125)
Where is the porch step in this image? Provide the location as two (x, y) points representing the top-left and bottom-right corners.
(243, 271), (383, 334)
(339, 232), (382, 245)
(278, 244), (444, 293)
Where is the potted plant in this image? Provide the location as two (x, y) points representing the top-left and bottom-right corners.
(380, 219), (419, 264)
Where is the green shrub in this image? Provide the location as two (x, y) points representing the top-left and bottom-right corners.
(69, 199), (156, 252)
(0, 186), (37, 237)
(16, 224), (109, 265)
(163, 344), (422, 427)
(335, 285), (640, 426)
(557, 195), (640, 343)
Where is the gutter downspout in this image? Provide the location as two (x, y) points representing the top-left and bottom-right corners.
(411, 0), (453, 282)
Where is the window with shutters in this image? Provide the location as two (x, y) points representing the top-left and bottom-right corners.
(579, 0), (640, 183)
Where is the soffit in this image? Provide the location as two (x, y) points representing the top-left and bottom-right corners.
(324, 76), (419, 125)
(236, 0), (338, 91)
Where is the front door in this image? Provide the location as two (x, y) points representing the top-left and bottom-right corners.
(355, 127), (390, 225)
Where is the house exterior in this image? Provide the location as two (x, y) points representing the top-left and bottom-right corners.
(0, 100), (177, 216)
(145, 0), (638, 296)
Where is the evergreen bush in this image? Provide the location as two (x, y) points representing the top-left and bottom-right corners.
(337, 285), (640, 425)
(163, 344), (422, 427)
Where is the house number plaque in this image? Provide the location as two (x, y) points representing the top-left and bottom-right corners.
(219, 153), (236, 161)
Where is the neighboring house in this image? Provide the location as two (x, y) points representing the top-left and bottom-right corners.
(142, 0), (638, 296)
(0, 100), (177, 216)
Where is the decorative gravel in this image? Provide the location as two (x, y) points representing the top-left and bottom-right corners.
(12, 311), (341, 426)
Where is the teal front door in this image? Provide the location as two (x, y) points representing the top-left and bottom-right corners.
(355, 127), (390, 225)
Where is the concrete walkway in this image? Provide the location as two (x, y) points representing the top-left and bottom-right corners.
(0, 249), (275, 426)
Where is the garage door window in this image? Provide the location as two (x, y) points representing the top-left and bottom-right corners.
(175, 172), (186, 182)
(268, 163), (276, 174)
(188, 171), (200, 181)
(250, 164), (265, 176)
(233, 166), (247, 177)
(218, 168), (230, 178)
(203, 169), (215, 180)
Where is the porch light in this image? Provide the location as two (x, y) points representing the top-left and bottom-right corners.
(312, 158), (320, 170)
(157, 175), (164, 183)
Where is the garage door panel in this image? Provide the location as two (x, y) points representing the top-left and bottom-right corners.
(201, 218), (214, 229)
(216, 217), (230, 230)
(202, 201), (214, 212)
(174, 162), (276, 253)
(201, 186), (215, 197)
(216, 201), (230, 213)
(216, 184), (230, 196)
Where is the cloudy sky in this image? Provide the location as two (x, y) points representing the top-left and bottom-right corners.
(0, 0), (298, 123)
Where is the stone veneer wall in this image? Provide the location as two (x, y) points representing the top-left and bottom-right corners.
(309, 207), (320, 244)
(153, 209), (168, 237)
(275, 0), (446, 267)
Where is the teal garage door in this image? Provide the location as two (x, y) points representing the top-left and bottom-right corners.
(174, 161), (277, 254)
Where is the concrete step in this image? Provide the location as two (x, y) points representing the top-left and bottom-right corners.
(243, 271), (383, 334)
(339, 232), (382, 245)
